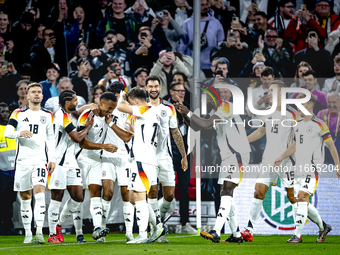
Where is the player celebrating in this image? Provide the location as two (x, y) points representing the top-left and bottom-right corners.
(100, 82), (134, 242)
(117, 87), (164, 244)
(77, 92), (117, 241)
(176, 85), (250, 243)
(5, 82), (55, 244)
(145, 76), (188, 243)
(274, 94), (340, 243)
(240, 80), (299, 242)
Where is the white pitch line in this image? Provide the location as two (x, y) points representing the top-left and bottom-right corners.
(0, 235), (199, 250)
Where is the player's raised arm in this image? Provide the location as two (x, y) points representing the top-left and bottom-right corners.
(274, 141), (296, 167)
(117, 91), (133, 114)
(248, 126), (266, 143)
(105, 114), (133, 142)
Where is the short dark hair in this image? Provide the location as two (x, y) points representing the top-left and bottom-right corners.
(134, 67), (149, 77)
(261, 66), (275, 77)
(254, 11), (267, 19)
(170, 82), (184, 90)
(59, 89), (76, 107)
(0, 102), (8, 108)
(127, 87), (147, 102)
(278, 0), (294, 7)
(42, 27), (53, 37)
(104, 29), (117, 38)
(100, 92), (117, 102)
(173, 71), (188, 82)
(44, 63), (60, 73)
(146, 75), (160, 86)
(306, 28), (320, 39)
(108, 81), (125, 94)
(302, 70), (316, 78)
(16, 80), (30, 90)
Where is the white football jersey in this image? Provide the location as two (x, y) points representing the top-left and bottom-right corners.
(131, 105), (160, 166)
(213, 102), (251, 159)
(54, 108), (78, 168)
(5, 105), (55, 164)
(261, 106), (299, 163)
(294, 115), (331, 169)
(155, 100), (177, 158)
(76, 109), (108, 162)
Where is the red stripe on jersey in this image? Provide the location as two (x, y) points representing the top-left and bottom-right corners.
(10, 109), (23, 120)
(218, 102), (230, 114)
(167, 105), (176, 117)
(79, 111), (90, 126)
(323, 134), (332, 142)
(48, 111), (54, 124)
(138, 168), (150, 194)
(315, 119), (330, 134)
(63, 112), (73, 128)
(138, 106), (151, 115)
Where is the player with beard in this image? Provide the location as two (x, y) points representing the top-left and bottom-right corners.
(145, 76), (188, 243)
(275, 93), (339, 243)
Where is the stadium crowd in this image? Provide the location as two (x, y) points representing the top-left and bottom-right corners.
(0, 0), (340, 243)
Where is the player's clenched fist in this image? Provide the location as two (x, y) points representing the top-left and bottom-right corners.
(103, 143), (118, 153)
(181, 157), (188, 171)
(20, 130), (33, 138)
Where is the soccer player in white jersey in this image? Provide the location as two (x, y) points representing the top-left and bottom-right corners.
(47, 89), (96, 243)
(117, 87), (164, 244)
(77, 92), (117, 240)
(176, 86), (251, 243)
(240, 80), (300, 242)
(101, 82), (134, 242)
(4, 82), (55, 244)
(275, 94), (340, 243)
(145, 76), (188, 243)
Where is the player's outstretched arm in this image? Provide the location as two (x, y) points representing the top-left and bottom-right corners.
(325, 139), (340, 179)
(274, 141), (296, 167)
(248, 126), (266, 143)
(170, 128), (188, 171)
(74, 103), (100, 118)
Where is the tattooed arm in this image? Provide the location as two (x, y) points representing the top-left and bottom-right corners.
(170, 127), (188, 171)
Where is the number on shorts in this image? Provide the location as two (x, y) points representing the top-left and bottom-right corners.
(305, 174), (311, 184)
(37, 168), (46, 177)
(131, 172), (137, 182)
(126, 168), (129, 178)
(76, 169), (81, 178)
(29, 124), (39, 134)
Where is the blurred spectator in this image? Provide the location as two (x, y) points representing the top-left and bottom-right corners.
(131, 26), (162, 73)
(91, 30), (128, 76)
(254, 11), (272, 35)
(17, 63), (33, 81)
(90, 84), (106, 104)
(0, 55), (21, 105)
(168, 0), (193, 27)
(45, 77), (86, 114)
(294, 29), (332, 78)
(133, 67), (149, 88)
(98, 59), (131, 91)
(322, 54), (340, 93)
(0, 11), (10, 37)
(73, 5), (96, 48)
(150, 50), (190, 98)
(0, 35), (15, 65)
(211, 29), (252, 78)
(9, 80), (28, 112)
(151, 8), (184, 51)
(253, 29), (291, 77)
(33, 24), (46, 45)
(248, 61), (265, 88)
(325, 25), (340, 60)
(88, 0), (112, 30)
(96, 0), (136, 51)
(68, 42), (91, 74)
(219, 87), (232, 102)
(210, 0), (237, 33)
(317, 91), (340, 164)
(268, 0), (295, 36)
(40, 63), (60, 106)
(164, 71), (190, 102)
(70, 58), (102, 102)
(30, 27), (67, 81)
(125, 0), (155, 31)
(240, 1), (269, 23)
(313, 0), (340, 37)
(179, 0), (224, 76)
(292, 70), (327, 112)
(0, 102), (16, 235)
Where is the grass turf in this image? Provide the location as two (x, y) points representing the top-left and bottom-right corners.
(0, 233), (339, 255)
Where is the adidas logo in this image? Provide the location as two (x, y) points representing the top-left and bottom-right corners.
(22, 215), (29, 219)
(296, 220), (302, 224)
(125, 218), (131, 222)
(74, 216), (81, 220)
(302, 185), (308, 189)
(95, 212), (102, 215)
(23, 118), (29, 122)
(94, 124), (99, 127)
(136, 217), (140, 221)
(295, 129), (299, 132)
(217, 213), (223, 217)
(38, 179), (44, 183)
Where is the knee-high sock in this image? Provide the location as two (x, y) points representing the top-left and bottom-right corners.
(34, 193), (46, 235)
(213, 195), (232, 236)
(135, 200), (148, 238)
(48, 200), (61, 236)
(292, 203), (298, 224)
(101, 199), (111, 229)
(58, 198), (80, 225)
(226, 197), (241, 238)
(123, 201), (134, 235)
(247, 198), (263, 234)
(159, 197), (172, 219)
(147, 203), (157, 228)
(308, 203), (324, 231)
(90, 197), (102, 229)
(148, 198), (161, 225)
(73, 202), (84, 237)
(294, 202), (308, 238)
(21, 199), (32, 237)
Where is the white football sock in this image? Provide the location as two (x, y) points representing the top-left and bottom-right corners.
(292, 203), (298, 224)
(308, 203), (324, 231)
(135, 200), (148, 238)
(101, 199), (111, 229)
(227, 197), (241, 238)
(159, 197), (172, 218)
(34, 192), (45, 235)
(247, 198), (263, 234)
(213, 195), (232, 236)
(58, 199), (71, 226)
(73, 203), (83, 236)
(48, 200), (61, 236)
(90, 197), (102, 229)
(21, 199), (32, 237)
(147, 203), (157, 228)
(294, 202), (308, 238)
(123, 201), (134, 235)
(148, 198), (161, 225)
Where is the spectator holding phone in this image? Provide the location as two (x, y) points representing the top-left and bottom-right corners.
(68, 42), (91, 74)
(322, 54), (340, 93)
(125, 0), (156, 31)
(98, 59), (131, 91)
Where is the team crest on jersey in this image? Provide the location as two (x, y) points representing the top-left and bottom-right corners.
(161, 110), (167, 117)
(121, 113), (127, 118)
(54, 180), (60, 187)
(40, 116), (46, 124)
(307, 126), (313, 133)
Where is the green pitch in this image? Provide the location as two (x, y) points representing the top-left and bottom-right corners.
(1, 234), (339, 255)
